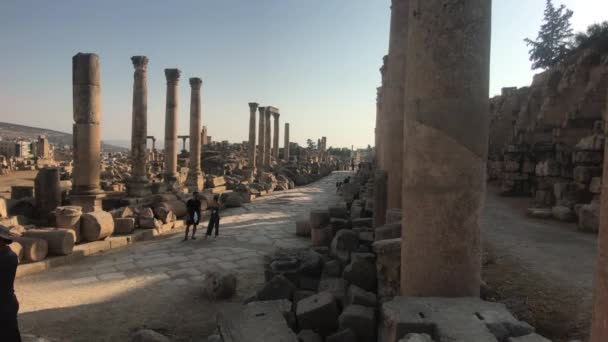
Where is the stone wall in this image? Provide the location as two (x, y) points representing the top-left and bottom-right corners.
(488, 40), (608, 232)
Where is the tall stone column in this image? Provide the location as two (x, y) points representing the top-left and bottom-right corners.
(382, 0), (409, 211)
(284, 123), (290, 162)
(163, 68), (181, 186)
(272, 112), (280, 160)
(264, 109), (272, 166)
(185, 77), (204, 192)
(71, 53), (104, 212)
(375, 86), (382, 165)
(257, 107), (266, 168)
(126, 56), (150, 197)
(377, 56), (388, 170)
(591, 106), (608, 340)
(400, 0), (491, 297)
(248, 103), (258, 169)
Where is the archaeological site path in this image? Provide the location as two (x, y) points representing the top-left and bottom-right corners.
(16, 172), (350, 342)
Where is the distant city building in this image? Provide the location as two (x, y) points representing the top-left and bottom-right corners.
(0, 140), (32, 158)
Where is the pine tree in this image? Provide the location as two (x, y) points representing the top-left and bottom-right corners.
(524, 0), (574, 70)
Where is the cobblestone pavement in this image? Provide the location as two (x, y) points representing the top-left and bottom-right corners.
(16, 171), (351, 342)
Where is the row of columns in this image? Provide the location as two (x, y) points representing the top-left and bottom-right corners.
(249, 104), (288, 169)
(72, 53), (206, 205)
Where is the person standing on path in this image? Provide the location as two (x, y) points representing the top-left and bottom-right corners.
(184, 192), (201, 241)
(0, 225), (22, 342)
(206, 194), (221, 239)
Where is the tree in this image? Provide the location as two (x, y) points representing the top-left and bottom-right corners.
(306, 139), (316, 149)
(524, 0), (574, 70)
(574, 21), (608, 50)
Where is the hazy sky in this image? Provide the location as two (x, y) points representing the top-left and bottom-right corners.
(0, 1), (606, 149)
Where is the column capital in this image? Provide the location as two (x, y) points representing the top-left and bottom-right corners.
(258, 106), (267, 115)
(189, 77), (202, 88)
(164, 68), (181, 84)
(131, 56), (149, 70)
(249, 102), (259, 111)
(272, 112), (280, 119)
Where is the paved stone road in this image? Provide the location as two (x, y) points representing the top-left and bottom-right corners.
(16, 171), (350, 342)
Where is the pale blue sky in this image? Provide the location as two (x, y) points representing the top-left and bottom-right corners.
(0, 1), (606, 148)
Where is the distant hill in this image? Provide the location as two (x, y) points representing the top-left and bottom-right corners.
(0, 122), (128, 153)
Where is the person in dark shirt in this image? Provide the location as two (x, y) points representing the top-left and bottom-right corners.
(206, 194), (221, 239)
(0, 225), (22, 342)
(184, 192), (202, 241)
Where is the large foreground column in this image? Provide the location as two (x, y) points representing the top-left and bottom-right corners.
(272, 111), (280, 160)
(71, 53), (104, 212)
(257, 107), (266, 168)
(126, 56), (150, 197)
(383, 0), (409, 210)
(163, 68), (181, 186)
(591, 105), (608, 340)
(264, 109), (272, 166)
(401, 0), (491, 297)
(284, 123), (290, 162)
(248, 103), (258, 169)
(185, 77), (204, 192)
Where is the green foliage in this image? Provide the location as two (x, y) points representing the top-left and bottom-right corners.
(306, 139), (316, 149)
(524, 0), (574, 70)
(327, 147), (352, 157)
(574, 21), (608, 50)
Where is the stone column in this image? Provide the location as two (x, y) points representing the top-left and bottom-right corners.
(383, 0), (409, 211)
(375, 86), (382, 165)
(373, 170), (388, 228)
(591, 106), (608, 340)
(163, 68), (181, 186)
(126, 56), (150, 197)
(400, 0), (491, 297)
(257, 107), (266, 167)
(35, 167), (61, 221)
(147, 136), (156, 161)
(272, 112), (280, 160)
(284, 123), (290, 162)
(71, 53), (104, 212)
(248, 103), (258, 169)
(264, 109), (272, 166)
(185, 77), (204, 192)
(377, 56), (388, 170)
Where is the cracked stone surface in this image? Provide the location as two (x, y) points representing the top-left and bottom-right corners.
(15, 172), (350, 342)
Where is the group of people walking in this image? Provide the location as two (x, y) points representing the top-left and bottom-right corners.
(183, 192), (221, 241)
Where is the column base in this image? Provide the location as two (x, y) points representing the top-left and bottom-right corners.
(184, 171), (204, 192)
(125, 178), (152, 197)
(70, 193), (105, 213)
(164, 173), (179, 190)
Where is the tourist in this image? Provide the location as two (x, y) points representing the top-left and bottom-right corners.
(0, 225), (22, 342)
(184, 192), (201, 241)
(206, 194), (221, 239)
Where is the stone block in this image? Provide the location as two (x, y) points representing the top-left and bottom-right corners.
(351, 218), (373, 228)
(0, 197), (8, 218)
(381, 297), (534, 342)
(80, 211), (114, 242)
(323, 260), (342, 277)
(328, 205), (348, 219)
(573, 166), (602, 184)
(578, 200), (599, 233)
(351, 252), (375, 263)
(398, 334), (434, 342)
(246, 299), (293, 328)
(257, 275), (296, 301)
(297, 330), (323, 342)
(296, 292), (339, 337)
(330, 218), (350, 233)
(551, 206), (576, 222)
(296, 220), (312, 237)
(311, 226), (332, 247)
(218, 302), (298, 342)
(318, 277), (347, 308)
(339, 305), (376, 342)
(375, 223), (401, 241)
(572, 150), (603, 164)
(310, 210), (330, 229)
(202, 271), (237, 299)
(343, 259), (377, 292)
(589, 177), (601, 194)
(326, 329), (357, 342)
(373, 238), (401, 301)
(526, 208), (552, 219)
(508, 334), (551, 342)
(139, 217), (161, 229)
(114, 217), (135, 234)
(330, 230), (359, 263)
(346, 285), (377, 308)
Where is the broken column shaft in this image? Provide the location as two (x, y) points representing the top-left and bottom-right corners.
(163, 68), (181, 186)
(248, 103), (258, 169)
(71, 53), (104, 212)
(185, 77), (204, 192)
(401, 0), (491, 297)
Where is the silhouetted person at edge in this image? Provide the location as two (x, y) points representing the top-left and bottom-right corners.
(0, 225), (22, 342)
(184, 192), (201, 241)
(206, 194), (221, 239)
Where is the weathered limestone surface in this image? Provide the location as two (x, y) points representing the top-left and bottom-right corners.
(71, 53), (104, 212)
(381, 0), (408, 211)
(380, 297), (534, 342)
(248, 103), (258, 169)
(126, 56), (150, 197)
(185, 77), (204, 192)
(401, 0), (491, 297)
(163, 68), (181, 186)
(258, 106), (267, 167)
